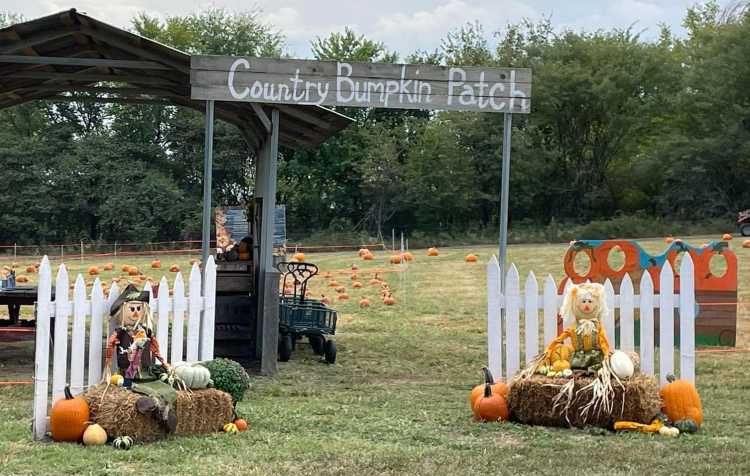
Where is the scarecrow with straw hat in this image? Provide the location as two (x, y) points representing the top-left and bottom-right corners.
(103, 284), (177, 432)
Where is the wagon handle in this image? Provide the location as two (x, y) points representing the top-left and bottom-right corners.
(276, 261), (318, 301)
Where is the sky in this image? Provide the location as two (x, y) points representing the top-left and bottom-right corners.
(3, 1), (733, 58)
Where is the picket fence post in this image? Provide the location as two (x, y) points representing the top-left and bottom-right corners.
(659, 261), (675, 385)
(51, 264), (69, 403)
(679, 254), (696, 383)
(639, 271), (655, 376)
(486, 256), (502, 380)
(186, 264), (202, 362)
(171, 272), (186, 364)
(505, 265), (520, 379)
(200, 256), (217, 361)
(32, 257), (52, 440)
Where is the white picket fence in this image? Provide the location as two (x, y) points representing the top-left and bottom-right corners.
(32, 255), (217, 440)
(487, 253), (695, 386)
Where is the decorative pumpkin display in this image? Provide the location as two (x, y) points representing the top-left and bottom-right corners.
(660, 374), (703, 428)
(128, 267), (139, 276)
(50, 385), (90, 442)
(16, 275), (29, 283)
(338, 293), (350, 301)
(110, 374), (124, 386)
(223, 423), (238, 433)
(234, 418), (248, 432)
(335, 286), (346, 293)
(427, 247), (439, 257)
(389, 254), (402, 264)
(722, 233), (733, 241)
(610, 350), (635, 379)
(169, 264), (180, 272)
(472, 384), (509, 422)
(469, 368), (510, 410)
(25, 265), (35, 273)
(113, 435), (134, 450)
(383, 294), (396, 305)
(88, 266), (99, 276)
(151, 259), (161, 269)
(103, 263), (114, 271)
(359, 297), (371, 308)
(465, 254), (478, 263)
(173, 362), (212, 389)
(83, 423), (108, 446)
(743, 240), (750, 249)
(321, 295), (331, 305)
(292, 252), (305, 262)
(402, 252), (414, 262)
(552, 360), (571, 372)
(352, 281), (363, 289)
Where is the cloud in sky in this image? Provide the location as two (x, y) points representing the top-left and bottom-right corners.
(3, 0), (731, 58)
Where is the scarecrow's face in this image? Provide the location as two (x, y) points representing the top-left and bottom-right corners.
(121, 300), (148, 328)
(575, 290), (599, 319)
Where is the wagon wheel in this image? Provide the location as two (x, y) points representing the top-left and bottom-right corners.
(323, 339), (337, 364)
(309, 334), (325, 355)
(278, 334), (293, 362)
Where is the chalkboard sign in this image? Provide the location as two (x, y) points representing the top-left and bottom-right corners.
(274, 205), (286, 248)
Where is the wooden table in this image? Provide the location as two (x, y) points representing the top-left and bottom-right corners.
(0, 286), (46, 326)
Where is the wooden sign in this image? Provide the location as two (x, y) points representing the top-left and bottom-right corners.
(191, 57), (531, 113)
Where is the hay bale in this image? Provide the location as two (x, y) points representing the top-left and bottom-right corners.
(83, 384), (233, 442)
(508, 373), (661, 428)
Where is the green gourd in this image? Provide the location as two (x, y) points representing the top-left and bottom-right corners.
(113, 435), (133, 450)
(674, 419), (699, 434)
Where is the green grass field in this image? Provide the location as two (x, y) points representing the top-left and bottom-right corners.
(1, 236), (749, 475)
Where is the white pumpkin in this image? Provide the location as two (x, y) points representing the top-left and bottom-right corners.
(173, 362), (212, 389)
(610, 350), (635, 379)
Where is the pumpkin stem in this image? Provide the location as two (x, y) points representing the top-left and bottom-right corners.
(666, 374), (676, 383)
(482, 367), (495, 385)
(64, 384), (73, 400)
(483, 383), (492, 398)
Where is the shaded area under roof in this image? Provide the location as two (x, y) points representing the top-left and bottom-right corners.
(0, 8), (353, 150)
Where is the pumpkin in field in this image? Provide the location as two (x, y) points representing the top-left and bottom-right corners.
(665, 236), (674, 244)
(16, 275), (29, 283)
(402, 252), (414, 262)
(660, 374), (703, 428)
(223, 423), (238, 434)
(369, 273), (381, 285)
(292, 252), (305, 262)
(88, 266), (99, 276)
(744, 240), (750, 249)
(472, 384), (509, 422)
(358, 248), (369, 257)
(234, 418), (248, 432)
(103, 263), (114, 271)
(389, 254), (403, 264)
(469, 367), (509, 410)
(25, 265), (35, 273)
(328, 280), (339, 288)
(335, 286), (346, 294)
(50, 385), (90, 442)
(169, 264), (180, 272)
(321, 295), (331, 305)
(350, 273), (358, 281)
(352, 281), (363, 289)
(189, 258), (200, 266)
(359, 297), (371, 308)
(351, 264), (359, 271)
(128, 266), (139, 276)
(121, 265), (130, 272)
(82, 423), (107, 446)
(465, 254), (478, 263)
(383, 294), (396, 306)
(722, 233), (732, 241)
(337, 293), (350, 301)
(362, 252), (374, 261)
(151, 259), (161, 269)
(323, 271), (333, 279)
(427, 247), (439, 257)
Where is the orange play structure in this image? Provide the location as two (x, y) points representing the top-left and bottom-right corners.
(559, 239), (737, 346)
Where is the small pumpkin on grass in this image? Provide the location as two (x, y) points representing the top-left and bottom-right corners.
(660, 374), (703, 430)
(128, 267), (139, 276)
(223, 423), (238, 434)
(16, 275), (29, 283)
(472, 383), (509, 422)
(465, 254), (478, 263)
(169, 264), (180, 272)
(743, 239), (750, 249)
(328, 280), (339, 288)
(338, 293), (350, 301)
(103, 263), (114, 271)
(369, 273), (381, 285)
(722, 233), (733, 241)
(50, 385), (90, 442)
(389, 254), (402, 264)
(121, 265), (131, 272)
(469, 367), (509, 410)
(292, 252), (305, 262)
(83, 423), (108, 446)
(234, 418), (248, 432)
(112, 435), (133, 450)
(88, 266), (99, 276)
(351, 264), (359, 271)
(427, 247), (439, 257)
(151, 259), (161, 269)
(362, 252), (374, 261)
(402, 251), (414, 262)
(359, 297), (371, 308)
(383, 294), (396, 305)
(25, 265), (35, 273)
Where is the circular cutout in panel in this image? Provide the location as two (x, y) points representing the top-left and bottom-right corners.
(573, 251), (592, 278)
(709, 253), (728, 278)
(607, 245), (626, 273)
(672, 250), (687, 275)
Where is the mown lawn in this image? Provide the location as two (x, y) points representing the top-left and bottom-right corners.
(1, 236), (749, 475)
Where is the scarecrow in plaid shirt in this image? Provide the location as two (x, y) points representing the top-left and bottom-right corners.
(103, 284), (177, 432)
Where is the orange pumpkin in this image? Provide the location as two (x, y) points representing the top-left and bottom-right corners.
(465, 254), (478, 263)
(335, 286), (346, 293)
(293, 252), (305, 262)
(350, 274), (358, 281)
(351, 264), (359, 271)
(358, 248), (369, 257)
(660, 374), (703, 427)
(402, 252), (414, 262)
(16, 275), (29, 283)
(88, 266), (99, 276)
(121, 265), (130, 272)
(25, 265), (35, 273)
(469, 367), (510, 410)
(352, 281), (363, 289)
(472, 384), (509, 422)
(722, 233), (733, 241)
(427, 247), (439, 257)
(234, 418), (248, 432)
(323, 272), (333, 279)
(103, 263), (114, 271)
(50, 385), (90, 442)
(328, 280), (339, 288)
(383, 294), (396, 306)
(359, 297), (371, 308)
(151, 259), (161, 269)
(665, 236), (674, 244)
(362, 252), (374, 261)
(743, 240), (750, 249)
(389, 254), (403, 264)
(169, 264), (180, 272)
(338, 293), (350, 301)
(128, 267), (139, 276)
(369, 273), (381, 285)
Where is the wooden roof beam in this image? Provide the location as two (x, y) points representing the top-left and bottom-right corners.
(0, 55), (173, 70)
(3, 71), (181, 85)
(0, 27), (80, 54)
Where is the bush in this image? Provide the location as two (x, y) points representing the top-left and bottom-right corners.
(201, 358), (251, 403)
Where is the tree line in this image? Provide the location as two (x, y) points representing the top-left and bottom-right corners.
(0, 2), (748, 245)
